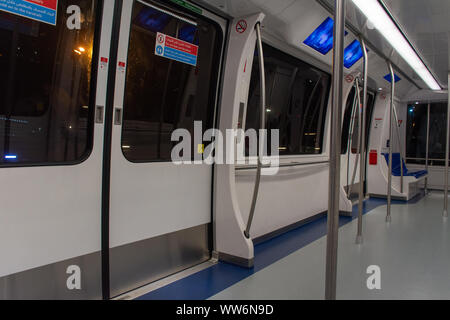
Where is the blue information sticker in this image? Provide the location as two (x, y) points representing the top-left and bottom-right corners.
(155, 32), (199, 67)
(0, 0), (58, 26)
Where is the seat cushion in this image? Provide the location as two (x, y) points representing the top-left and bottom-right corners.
(382, 153), (428, 178)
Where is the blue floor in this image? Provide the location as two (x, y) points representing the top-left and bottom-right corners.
(137, 193), (424, 300)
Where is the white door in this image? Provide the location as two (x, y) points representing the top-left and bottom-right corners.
(0, 0), (114, 299)
(108, 0), (226, 297)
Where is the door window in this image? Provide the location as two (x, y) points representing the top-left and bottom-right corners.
(0, 0), (99, 165)
(121, 0), (223, 162)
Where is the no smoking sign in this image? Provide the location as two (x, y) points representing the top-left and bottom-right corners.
(157, 34), (165, 44)
(236, 20), (247, 33)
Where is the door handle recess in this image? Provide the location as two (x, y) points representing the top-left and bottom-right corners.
(95, 105), (104, 124)
(114, 108), (122, 125)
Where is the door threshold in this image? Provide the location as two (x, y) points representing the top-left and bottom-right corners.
(113, 259), (218, 300)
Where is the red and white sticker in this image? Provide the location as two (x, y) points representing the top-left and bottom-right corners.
(236, 20), (247, 34)
(118, 61), (126, 73)
(155, 32), (198, 66)
(374, 118), (383, 129)
(100, 57), (108, 70)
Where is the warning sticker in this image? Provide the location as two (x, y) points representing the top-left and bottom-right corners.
(236, 20), (247, 33)
(155, 32), (198, 66)
(374, 118), (383, 129)
(0, 0), (58, 25)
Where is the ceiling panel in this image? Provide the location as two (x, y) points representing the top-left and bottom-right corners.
(201, 0), (448, 100)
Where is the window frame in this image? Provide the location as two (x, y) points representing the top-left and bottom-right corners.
(406, 100), (450, 166)
(119, 0), (225, 164)
(0, 0), (104, 169)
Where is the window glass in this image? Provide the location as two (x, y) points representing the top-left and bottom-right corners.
(122, 1), (222, 162)
(342, 88), (375, 154)
(406, 102), (448, 166)
(341, 87), (356, 154)
(245, 44), (331, 155)
(428, 103), (447, 163)
(365, 92), (376, 149)
(406, 104), (427, 164)
(0, 0), (98, 165)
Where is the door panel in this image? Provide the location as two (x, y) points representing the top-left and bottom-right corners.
(109, 0), (226, 297)
(0, 0), (113, 299)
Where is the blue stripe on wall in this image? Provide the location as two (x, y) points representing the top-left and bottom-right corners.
(137, 193), (424, 300)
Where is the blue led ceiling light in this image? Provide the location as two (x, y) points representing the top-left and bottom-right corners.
(384, 73), (401, 83)
(304, 17), (348, 55)
(4, 155), (17, 160)
(134, 7), (171, 33)
(344, 40), (363, 68)
(179, 24), (198, 45)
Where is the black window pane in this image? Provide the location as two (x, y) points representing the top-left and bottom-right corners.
(341, 87), (356, 154)
(406, 104), (428, 161)
(122, 1), (222, 162)
(0, 1), (98, 165)
(429, 103), (447, 161)
(342, 89), (376, 155)
(246, 44), (331, 156)
(365, 92), (376, 149)
(406, 102), (449, 166)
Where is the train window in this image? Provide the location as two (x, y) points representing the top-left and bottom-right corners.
(121, 0), (223, 162)
(246, 44), (331, 156)
(406, 104), (428, 164)
(341, 87), (356, 154)
(0, 1), (99, 166)
(341, 88), (375, 154)
(406, 102), (448, 166)
(365, 92), (376, 149)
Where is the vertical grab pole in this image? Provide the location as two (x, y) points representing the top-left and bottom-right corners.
(425, 102), (430, 194)
(244, 23), (266, 238)
(386, 62), (395, 223)
(356, 36), (368, 244)
(399, 110), (404, 193)
(444, 72), (450, 218)
(325, 0), (345, 300)
(347, 81), (359, 198)
(392, 105), (404, 193)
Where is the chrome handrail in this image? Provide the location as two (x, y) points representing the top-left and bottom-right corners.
(392, 103), (404, 193)
(425, 103), (430, 193)
(386, 62), (395, 223)
(244, 23), (265, 239)
(348, 78), (362, 198)
(356, 36), (368, 244)
(236, 160), (329, 171)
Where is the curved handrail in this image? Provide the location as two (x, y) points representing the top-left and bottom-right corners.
(244, 23), (266, 239)
(356, 36), (368, 244)
(348, 78), (362, 197)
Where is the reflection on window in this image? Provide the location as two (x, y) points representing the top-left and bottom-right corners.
(406, 102), (448, 166)
(341, 87), (356, 154)
(0, 0), (98, 165)
(122, 1), (222, 162)
(341, 87), (376, 154)
(245, 44), (331, 156)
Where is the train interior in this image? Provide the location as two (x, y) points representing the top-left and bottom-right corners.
(0, 0), (449, 300)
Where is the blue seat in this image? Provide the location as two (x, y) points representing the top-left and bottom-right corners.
(382, 153), (428, 179)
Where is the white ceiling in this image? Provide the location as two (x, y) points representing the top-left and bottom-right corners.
(382, 0), (449, 86)
(200, 0), (448, 101)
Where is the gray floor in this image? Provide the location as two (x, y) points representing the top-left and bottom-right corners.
(211, 192), (450, 300)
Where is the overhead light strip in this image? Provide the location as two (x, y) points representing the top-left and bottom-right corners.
(351, 0), (441, 90)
